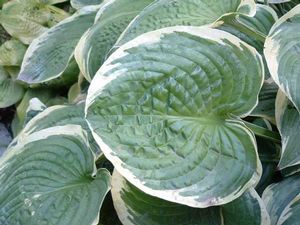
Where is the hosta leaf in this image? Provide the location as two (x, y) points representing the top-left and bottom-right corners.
(263, 174), (300, 225)
(86, 27), (264, 207)
(0, 0), (68, 44)
(252, 119), (279, 194)
(0, 66), (24, 108)
(264, 5), (300, 113)
(0, 39), (27, 66)
(111, 171), (269, 225)
(277, 195), (300, 225)
(0, 123), (11, 156)
(17, 6), (99, 85)
(251, 82), (278, 123)
(15, 103), (101, 156)
(71, 0), (104, 9)
(114, 0), (256, 47)
(0, 125), (111, 225)
(11, 88), (66, 136)
(276, 90), (300, 171)
(75, 0), (155, 81)
(23, 98), (47, 125)
(111, 171), (222, 225)
(216, 4), (277, 51)
(222, 188), (270, 225)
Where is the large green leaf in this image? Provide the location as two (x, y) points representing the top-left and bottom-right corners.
(0, 123), (11, 156)
(14, 103), (102, 157)
(86, 27), (264, 207)
(0, 66), (24, 108)
(0, 125), (111, 225)
(263, 174), (300, 225)
(114, 0), (256, 48)
(0, 39), (27, 66)
(111, 171), (269, 225)
(17, 6), (99, 85)
(264, 5), (300, 113)
(75, 0), (155, 81)
(0, 0), (68, 44)
(71, 0), (104, 9)
(276, 90), (300, 171)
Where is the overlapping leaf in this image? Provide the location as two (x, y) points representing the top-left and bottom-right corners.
(276, 90), (300, 172)
(18, 5), (99, 85)
(71, 0), (105, 9)
(263, 174), (300, 225)
(114, 0), (256, 48)
(264, 5), (300, 112)
(111, 171), (270, 225)
(0, 39), (27, 66)
(0, 66), (24, 108)
(0, 0), (68, 44)
(0, 125), (111, 225)
(14, 103), (101, 156)
(75, 0), (155, 81)
(86, 27), (264, 207)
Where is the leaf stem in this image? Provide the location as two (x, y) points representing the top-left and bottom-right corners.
(243, 121), (281, 144)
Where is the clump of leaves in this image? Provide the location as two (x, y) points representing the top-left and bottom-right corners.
(0, 0), (300, 224)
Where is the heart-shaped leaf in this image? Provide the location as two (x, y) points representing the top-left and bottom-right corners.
(276, 90), (300, 171)
(111, 171), (270, 225)
(264, 5), (300, 112)
(114, 0), (256, 48)
(75, 0), (155, 81)
(17, 6), (99, 85)
(0, 125), (111, 225)
(0, 66), (24, 108)
(86, 27), (264, 207)
(263, 174), (300, 225)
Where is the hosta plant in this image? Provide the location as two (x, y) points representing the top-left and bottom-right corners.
(0, 0), (300, 224)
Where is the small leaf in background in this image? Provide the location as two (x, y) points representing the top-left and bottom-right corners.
(86, 27), (264, 207)
(75, 0), (155, 81)
(17, 5), (99, 85)
(0, 66), (24, 108)
(276, 90), (300, 173)
(0, 39), (27, 66)
(0, 125), (111, 225)
(264, 5), (300, 113)
(263, 174), (300, 225)
(114, 0), (256, 48)
(111, 171), (270, 225)
(216, 4), (278, 52)
(0, 122), (11, 156)
(0, 0), (69, 44)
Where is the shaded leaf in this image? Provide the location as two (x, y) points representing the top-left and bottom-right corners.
(0, 39), (27, 66)
(0, 122), (11, 156)
(0, 66), (24, 108)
